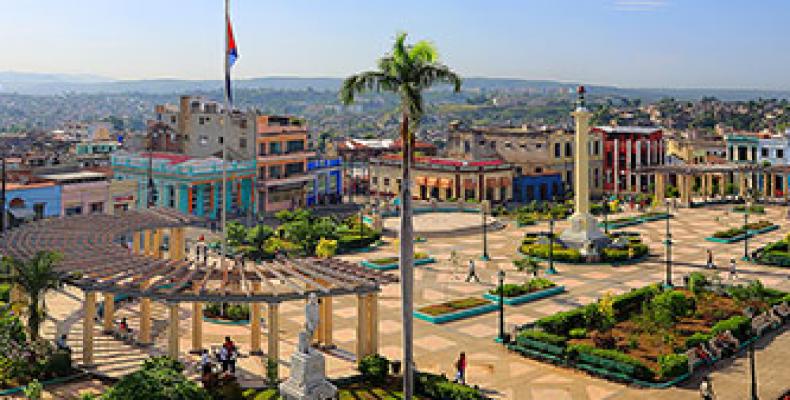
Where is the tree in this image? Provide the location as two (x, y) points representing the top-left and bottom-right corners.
(340, 32), (461, 398)
(243, 225), (275, 260)
(2, 251), (63, 341)
(101, 356), (210, 400)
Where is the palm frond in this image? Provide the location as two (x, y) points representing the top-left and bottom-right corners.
(339, 71), (396, 105)
(416, 63), (462, 93)
(409, 40), (438, 64)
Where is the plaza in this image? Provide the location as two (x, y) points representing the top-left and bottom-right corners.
(9, 203), (788, 399)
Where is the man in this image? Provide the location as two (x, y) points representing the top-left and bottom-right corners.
(699, 375), (715, 400)
(706, 249), (715, 269)
(454, 352), (467, 385)
(465, 259), (480, 283)
(56, 334), (71, 352)
(729, 258), (738, 280)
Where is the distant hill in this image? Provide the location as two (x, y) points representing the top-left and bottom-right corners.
(1, 71), (789, 101)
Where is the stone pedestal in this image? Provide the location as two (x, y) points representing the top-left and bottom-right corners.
(279, 350), (337, 400)
(559, 213), (610, 257)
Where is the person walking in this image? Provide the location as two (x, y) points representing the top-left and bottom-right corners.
(699, 375), (715, 400)
(223, 336), (237, 374)
(729, 258), (738, 280)
(465, 259), (481, 283)
(454, 352), (467, 385)
(706, 249), (715, 269)
(200, 349), (212, 375)
(219, 345), (230, 373)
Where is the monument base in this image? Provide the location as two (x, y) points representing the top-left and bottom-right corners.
(279, 350), (337, 400)
(559, 212), (611, 257)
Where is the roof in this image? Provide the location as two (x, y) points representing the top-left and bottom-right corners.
(38, 171), (107, 181)
(5, 181), (56, 191)
(139, 152), (193, 165)
(594, 126), (662, 135)
(379, 154), (504, 167)
(338, 138), (435, 151)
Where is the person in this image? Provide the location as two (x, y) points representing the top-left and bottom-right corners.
(706, 249), (715, 269)
(200, 349), (212, 375)
(223, 336), (237, 374)
(699, 375), (715, 400)
(219, 345), (230, 373)
(454, 352), (467, 385)
(465, 259), (480, 283)
(56, 334), (70, 352)
(729, 258), (737, 280)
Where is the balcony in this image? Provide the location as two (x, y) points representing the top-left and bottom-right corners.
(257, 151), (316, 163)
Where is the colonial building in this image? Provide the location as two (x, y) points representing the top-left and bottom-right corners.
(306, 158), (343, 206)
(446, 123), (604, 197)
(592, 126), (664, 195)
(370, 155), (514, 203)
(665, 135), (726, 165)
(256, 115), (315, 213)
(111, 152), (256, 218)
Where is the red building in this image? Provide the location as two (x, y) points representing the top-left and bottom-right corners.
(593, 126), (664, 195)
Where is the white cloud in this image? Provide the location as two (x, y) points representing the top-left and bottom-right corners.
(613, 0), (668, 12)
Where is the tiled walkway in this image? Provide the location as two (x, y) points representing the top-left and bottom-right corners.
(39, 205), (790, 399)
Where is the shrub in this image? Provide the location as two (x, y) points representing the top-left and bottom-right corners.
(44, 350), (72, 377)
(0, 284), (10, 303)
(23, 379), (43, 400)
(685, 332), (713, 349)
(490, 283), (528, 297)
(517, 329), (567, 346)
(651, 290), (695, 321)
(658, 353), (689, 379)
(315, 238), (338, 258)
(569, 328), (588, 339)
(526, 277), (555, 291)
(103, 356), (210, 400)
(416, 372), (485, 400)
(602, 248), (629, 262)
(567, 344), (653, 381)
(521, 244), (582, 262)
(516, 213), (536, 226)
(358, 354), (390, 383)
(611, 285), (660, 320)
(688, 272), (708, 295)
(711, 316), (751, 341)
(535, 307), (586, 336)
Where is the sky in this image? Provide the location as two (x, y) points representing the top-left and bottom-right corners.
(1, 0), (790, 90)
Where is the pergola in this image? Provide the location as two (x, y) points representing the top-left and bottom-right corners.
(636, 163), (787, 206)
(0, 208), (396, 368)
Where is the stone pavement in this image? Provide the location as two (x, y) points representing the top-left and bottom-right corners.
(38, 205), (790, 399)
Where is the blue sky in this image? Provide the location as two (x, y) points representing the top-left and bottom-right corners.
(2, 0), (789, 89)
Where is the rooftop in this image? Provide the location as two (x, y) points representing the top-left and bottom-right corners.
(38, 171), (108, 181)
(593, 126), (662, 135)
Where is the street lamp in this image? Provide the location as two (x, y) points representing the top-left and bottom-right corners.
(497, 269), (506, 343)
(744, 189), (752, 261)
(481, 204), (490, 261)
(602, 193), (609, 235)
(546, 217), (558, 275)
(664, 200), (672, 288)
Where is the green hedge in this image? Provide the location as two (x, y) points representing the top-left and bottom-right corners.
(415, 372), (485, 400)
(358, 354), (389, 383)
(611, 285), (660, 320)
(517, 329), (568, 347)
(535, 307), (587, 336)
(685, 332), (713, 349)
(521, 244), (582, 263)
(568, 344), (653, 381)
(658, 353), (689, 379)
(711, 315), (751, 341)
(0, 284), (9, 303)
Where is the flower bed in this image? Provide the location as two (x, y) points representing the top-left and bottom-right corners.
(414, 297), (497, 324)
(705, 221), (777, 243)
(360, 252), (435, 271)
(484, 278), (565, 305)
(520, 232), (649, 264)
(507, 279), (788, 386)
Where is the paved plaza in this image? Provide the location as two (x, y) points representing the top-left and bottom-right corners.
(36, 205), (790, 399)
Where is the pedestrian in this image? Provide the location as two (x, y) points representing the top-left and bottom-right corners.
(219, 345), (230, 373)
(200, 349), (212, 375)
(454, 352), (467, 385)
(223, 336), (237, 374)
(706, 249), (715, 269)
(729, 258), (737, 280)
(56, 334), (70, 352)
(699, 375), (715, 400)
(465, 259), (480, 283)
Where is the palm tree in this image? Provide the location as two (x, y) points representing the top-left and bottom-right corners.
(341, 32), (461, 397)
(1, 251), (63, 341)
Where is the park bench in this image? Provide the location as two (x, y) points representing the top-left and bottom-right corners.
(512, 338), (565, 363)
(751, 313), (773, 336)
(576, 353), (633, 382)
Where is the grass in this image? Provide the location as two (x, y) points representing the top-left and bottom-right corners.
(417, 297), (491, 316)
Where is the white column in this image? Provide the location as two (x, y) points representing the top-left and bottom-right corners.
(625, 140), (632, 193)
(614, 139), (620, 195)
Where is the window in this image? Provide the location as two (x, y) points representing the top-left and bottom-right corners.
(270, 142), (282, 154)
(594, 168), (599, 188)
(286, 140), (304, 153)
(565, 142), (572, 157)
(170, 116), (176, 124)
(383, 178), (390, 186)
(479, 140), (486, 146)
(218, 137), (224, 144)
(269, 165), (282, 178)
(464, 141), (471, 153)
(762, 148), (768, 157)
(199, 117), (205, 125)
(259, 167), (266, 177)
(535, 167), (543, 173)
(285, 162), (304, 176)
(554, 143), (561, 158)
(240, 119), (247, 129)
(778, 149), (785, 159)
(259, 143), (266, 156)
(594, 141), (600, 156)
(199, 135), (208, 145)
(33, 203), (45, 219)
(239, 138), (247, 149)
(372, 177), (378, 185)
(490, 141), (495, 149)
(65, 206), (82, 216)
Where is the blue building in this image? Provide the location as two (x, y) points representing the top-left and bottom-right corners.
(512, 172), (564, 203)
(306, 158), (343, 206)
(3, 181), (62, 227)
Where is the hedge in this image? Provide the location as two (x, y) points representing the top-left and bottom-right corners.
(711, 315), (751, 341)
(415, 372), (486, 400)
(685, 332), (713, 349)
(517, 329), (568, 347)
(0, 284), (9, 303)
(521, 244), (583, 263)
(535, 307), (587, 336)
(658, 353), (689, 379)
(568, 344), (653, 381)
(611, 285), (660, 320)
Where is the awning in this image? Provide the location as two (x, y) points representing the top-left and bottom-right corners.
(9, 208), (36, 220)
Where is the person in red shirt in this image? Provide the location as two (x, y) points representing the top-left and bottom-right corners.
(454, 352), (467, 385)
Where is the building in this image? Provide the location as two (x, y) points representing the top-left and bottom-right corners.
(326, 137), (437, 196)
(370, 155), (514, 203)
(111, 152), (256, 218)
(74, 140), (123, 167)
(108, 178), (139, 214)
(665, 136), (726, 165)
(256, 116), (315, 213)
(2, 181), (62, 228)
(592, 126), (664, 195)
(512, 172), (565, 203)
(725, 134), (760, 163)
(37, 171), (110, 216)
(446, 123), (604, 197)
(756, 132), (790, 166)
(306, 158), (343, 206)
(152, 96), (257, 159)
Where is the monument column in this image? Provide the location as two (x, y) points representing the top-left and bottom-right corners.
(83, 291), (97, 367)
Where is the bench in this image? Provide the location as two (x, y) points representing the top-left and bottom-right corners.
(774, 302), (789, 319)
(751, 313), (773, 336)
(510, 340), (565, 364)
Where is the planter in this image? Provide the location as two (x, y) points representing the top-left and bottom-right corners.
(414, 301), (498, 324)
(705, 224), (779, 244)
(483, 285), (566, 305)
(360, 257), (436, 271)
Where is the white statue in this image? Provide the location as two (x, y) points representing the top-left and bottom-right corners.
(305, 293), (319, 338)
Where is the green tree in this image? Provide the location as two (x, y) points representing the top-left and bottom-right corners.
(340, 32), (461, 397)
(101, 356), (210, 400)
(2, 251), (63, 341)
(242, 225), (275, 260)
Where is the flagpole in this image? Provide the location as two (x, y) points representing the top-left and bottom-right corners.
(221, 0), (229, 283)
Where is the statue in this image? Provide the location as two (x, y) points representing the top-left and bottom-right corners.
(297, 293), (320, 354)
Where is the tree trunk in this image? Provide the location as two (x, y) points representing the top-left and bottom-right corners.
(399, 111), (415, 399)
(28, 294), (39, 341)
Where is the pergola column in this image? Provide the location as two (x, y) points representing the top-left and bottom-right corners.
(83, 291), (97, 367)
(250, 282), (262, 355)
(167, 302), (180, 359)
(143, 230), (153, 256)
(267, 303), (280, 363)
(102, 292), (115, 333)
(317, 296), (333, 348)
(152, 229), (164, 259)
(654, 173), (665, 205)
(191, 301), (203, 354)
(356, 293), (369, 359)
(720, 174), (728, 197)
(170, 227), (185, 260)
(131, 231), (141, 254)
(679, 175), (690, 207)
(139, 297), (152, 345)
(368, 292), (379, 356)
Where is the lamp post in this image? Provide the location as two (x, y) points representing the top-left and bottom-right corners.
(749, 326), (759, 400)
(546, 217), (557, 275)
(743, 205), (750, 261)
(664, 200), (672, 288)
(147, 129), (159, 208)
(497, 269), (505, 343)
(481, 203), (490, 261)
(602, 193), (609, 235)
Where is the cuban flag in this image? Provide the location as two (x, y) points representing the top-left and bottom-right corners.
(225, 7), (238, 104)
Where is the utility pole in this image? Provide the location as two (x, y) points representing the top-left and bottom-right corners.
(1, 156), (6, 233)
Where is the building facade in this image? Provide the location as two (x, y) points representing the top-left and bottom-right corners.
(306, 159), (343, 206)
(665, 137), (726, 165)
(592, 126), (664, 195)
(726, 135), (760, 163)
(37, 171), (110, 216)
(108, 179), (139, 214)
(3, 182), (62, 227)
(370, 155), (514, 203)
(256, 116), (315, 213)
(111, 152), (256, 218)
